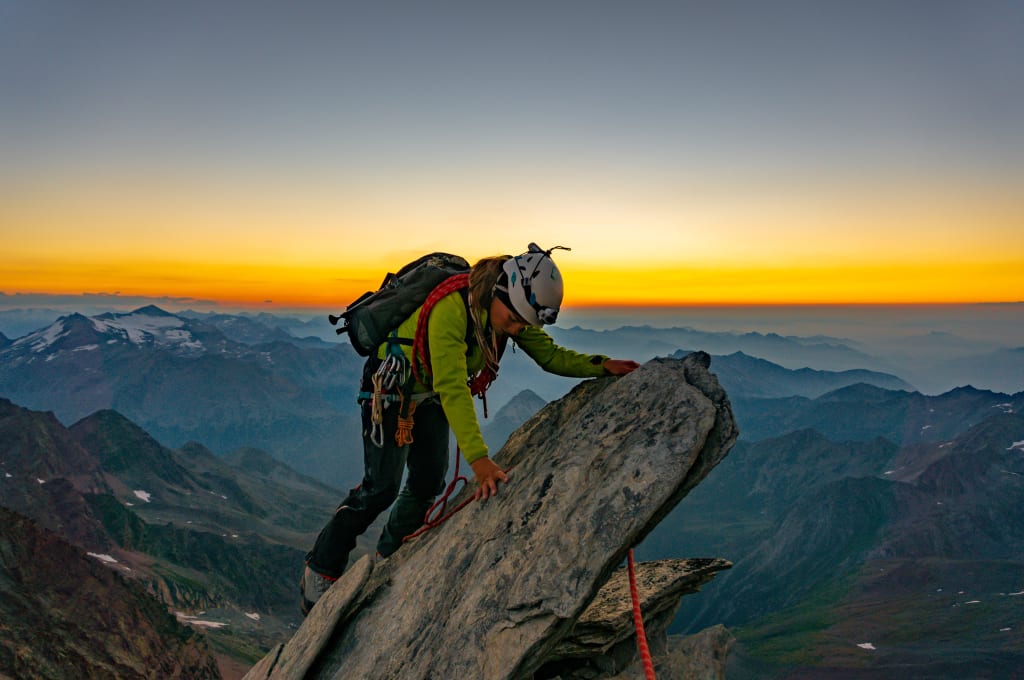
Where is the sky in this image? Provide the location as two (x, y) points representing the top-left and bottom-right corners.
(1, 0), (1022, 311)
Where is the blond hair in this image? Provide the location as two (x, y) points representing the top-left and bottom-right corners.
(465, 255), (511, 374)
(467, 255), (510, 316)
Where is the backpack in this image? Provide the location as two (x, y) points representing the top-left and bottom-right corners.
(329, 253), (472, 356)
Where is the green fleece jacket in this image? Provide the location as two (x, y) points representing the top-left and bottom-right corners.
(377, 291), (609, 464)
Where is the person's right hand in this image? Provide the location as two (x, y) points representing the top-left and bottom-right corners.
(604, 358), (640, 375)
(470, 457), (509, 501)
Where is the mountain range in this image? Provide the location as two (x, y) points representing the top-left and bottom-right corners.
(0, 306), (366, 489)
(0, 396), (350, 675)
(2, 304), (1022, 678)
(0, 305), (922, 490)
(637, 386), (1024, 678)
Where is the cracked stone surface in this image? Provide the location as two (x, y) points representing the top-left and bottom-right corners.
(244, 353), (738, 680)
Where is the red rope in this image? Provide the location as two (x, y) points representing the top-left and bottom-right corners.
(402, 448), (473, 543)
(628, 549), (657, 679)
(402, 459), (656, 680)
(411, 273), (470, 388)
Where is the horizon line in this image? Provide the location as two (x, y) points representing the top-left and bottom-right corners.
(1, 293), (1022, 317)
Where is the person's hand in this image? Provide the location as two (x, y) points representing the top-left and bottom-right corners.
(604, 359), (640, 375)
(471, 457), (509, 501)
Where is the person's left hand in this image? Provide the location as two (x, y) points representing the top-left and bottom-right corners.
(603, 359), (640, 375)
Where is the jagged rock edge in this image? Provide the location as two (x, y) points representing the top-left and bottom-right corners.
(270, 353), (736, 679)
(507, 352), (737, 677)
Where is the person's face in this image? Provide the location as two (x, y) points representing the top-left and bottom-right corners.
(489, 297), (530, 337)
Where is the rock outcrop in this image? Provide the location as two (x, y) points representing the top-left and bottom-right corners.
(246, 353), (738, 679)
(538, 558), (732, 679)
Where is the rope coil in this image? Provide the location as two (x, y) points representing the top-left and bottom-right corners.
(402, 449), (474, 543)
(394, 395), (417, 447)
(369, 372), (387, 447)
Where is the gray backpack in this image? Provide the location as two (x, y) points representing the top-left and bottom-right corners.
(329, 253), (471, 356)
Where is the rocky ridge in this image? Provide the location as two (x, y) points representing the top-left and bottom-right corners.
(245, 353), (738, 679)
(0, 506), (220, 679)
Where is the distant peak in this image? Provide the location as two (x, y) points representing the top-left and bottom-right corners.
(128, 305), (174, 316)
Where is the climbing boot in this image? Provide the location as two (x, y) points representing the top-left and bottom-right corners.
(300, 564), (336, 616)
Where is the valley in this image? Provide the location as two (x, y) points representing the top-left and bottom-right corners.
(0, 304), (1021, 678)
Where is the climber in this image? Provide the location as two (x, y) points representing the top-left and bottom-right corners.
(301, 244), (639, 614)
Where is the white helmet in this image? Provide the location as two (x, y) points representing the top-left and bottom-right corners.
(496, 243), (568, 326)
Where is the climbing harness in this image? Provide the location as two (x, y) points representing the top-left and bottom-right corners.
(367, 350), (417, 447)
(628, 549), (657, 680)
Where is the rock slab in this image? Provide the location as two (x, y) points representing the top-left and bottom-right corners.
(246, 353), (737, 680)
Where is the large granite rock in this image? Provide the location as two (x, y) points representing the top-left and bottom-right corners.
(657, 624), (736, 680)
(539, 558), (733, 679)
(245, 353), (737, 680)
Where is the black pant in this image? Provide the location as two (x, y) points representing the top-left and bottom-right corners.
(305, 393), (450, 578)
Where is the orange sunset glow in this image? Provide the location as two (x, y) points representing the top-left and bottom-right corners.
(2, 4), (1022, 312)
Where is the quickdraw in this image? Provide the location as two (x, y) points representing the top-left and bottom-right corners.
(369, 352), (412, 448)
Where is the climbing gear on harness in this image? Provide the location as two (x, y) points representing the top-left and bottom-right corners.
(394, 392), (417, 447)
(369, 369), (389, 447)
(378, 351), (410, 390)
(368, 352), (413, 447)
(494, 243), (569, 327)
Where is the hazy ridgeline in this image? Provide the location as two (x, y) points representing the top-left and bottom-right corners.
(559, 303), (1021, 346)
(557, 303), (1023, 395)
(1, 303), (1021, 398)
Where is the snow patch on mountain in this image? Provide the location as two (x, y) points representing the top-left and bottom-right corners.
(16, 318), (70, 352)
(6, 307), (209, 357)
(92, 311), (202, 350)
(175, 612), (229, 629)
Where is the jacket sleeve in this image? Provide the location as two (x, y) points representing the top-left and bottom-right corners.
(513, 326), (609, 378)
(426, 293), (490, 464)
